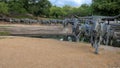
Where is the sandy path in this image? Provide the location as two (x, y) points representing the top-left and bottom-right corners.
(0, 36), (120, 68)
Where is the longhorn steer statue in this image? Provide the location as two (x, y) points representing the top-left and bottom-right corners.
(90, 19), (103, 54)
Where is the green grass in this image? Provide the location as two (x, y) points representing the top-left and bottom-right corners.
(0, 31), (10, 36)
(9, 14), (35, 19)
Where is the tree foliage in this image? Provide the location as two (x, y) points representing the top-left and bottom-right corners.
(8, 1), (27, 14)
(0, 2), (8, 14)
(50, 6), (64, 18)
(0, 0), (52, 17)
(76, 4), (92, 16)
(92, 0), (120, 16)
(0, 0), (119, 18)
(50, 4), (92, 18)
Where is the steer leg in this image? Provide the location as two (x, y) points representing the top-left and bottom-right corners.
(95, 43), (99, 54)
(106, 34), (109, 45)
(95, 36), (101, 54)
(95, 40), (99, 54)
(110, 37), (113, 46)
(76, 35), (80, 42)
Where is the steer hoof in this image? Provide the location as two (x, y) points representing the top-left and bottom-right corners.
(94, 52), (99, 54)
(91, 43), (94, 47)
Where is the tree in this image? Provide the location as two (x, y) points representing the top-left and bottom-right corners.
(0, 2), (8, 14)
(62, 5), (73, 16)
(0, 0), (52, 17)
(7, 0), (27, 14)
(28, 0), (52, 17)
(92, 0), (120, 16)
(50, 6), (65, 18)
(37, 0), (52, 17)
(77, 4), (92, 16)
(19, 0), (30, 12)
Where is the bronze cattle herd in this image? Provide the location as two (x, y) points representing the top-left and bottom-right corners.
(0, 15), (120, 54)
(64, 15), (120, 54)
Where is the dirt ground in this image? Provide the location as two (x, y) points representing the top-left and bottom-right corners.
(0, 36), (120, 68)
